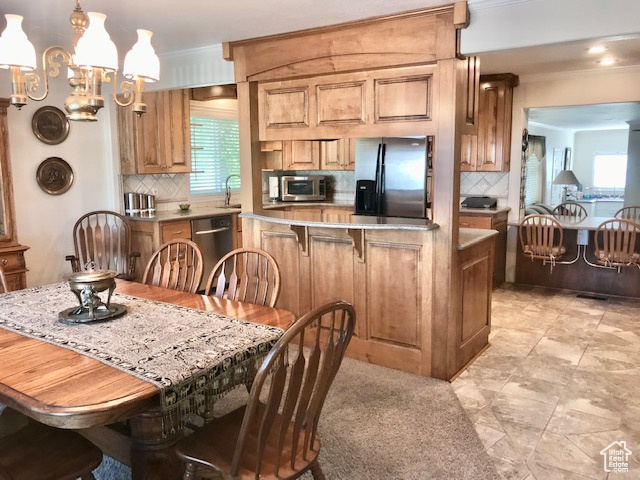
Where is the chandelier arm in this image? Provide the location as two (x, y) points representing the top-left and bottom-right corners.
(26, 46), (73, 102)
(112, 77), (136, 107)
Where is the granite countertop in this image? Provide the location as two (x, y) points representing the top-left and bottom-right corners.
(125, 205), (241, 222)
(460, 206), (511, 215)
(457, 228), (499, 250)
(262, 201), (354, 210)
(241, 209), (438, 231)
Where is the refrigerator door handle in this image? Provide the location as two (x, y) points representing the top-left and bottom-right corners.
(378, 142), (386, 215)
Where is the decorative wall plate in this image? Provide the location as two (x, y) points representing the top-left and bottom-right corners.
(36, 157), (74, 195)
(32, 106), (70, 145)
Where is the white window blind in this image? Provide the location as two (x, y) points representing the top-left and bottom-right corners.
(524, 154), (540, 206)
(190, 107), (240, 195)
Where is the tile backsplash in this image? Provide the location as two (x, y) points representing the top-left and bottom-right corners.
(122, 174), (190, 202)
(460, 172), (509, 198)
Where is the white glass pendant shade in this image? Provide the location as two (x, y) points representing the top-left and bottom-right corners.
(74, 12), (118, 71)
(0, 15), (36, 70)
(123, 30), (159, 82)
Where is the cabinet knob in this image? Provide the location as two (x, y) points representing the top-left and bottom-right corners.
(1, 259), (7, 265)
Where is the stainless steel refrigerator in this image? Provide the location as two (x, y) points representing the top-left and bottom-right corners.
(354, 137), (432, 219)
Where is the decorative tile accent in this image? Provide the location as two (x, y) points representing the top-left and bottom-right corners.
(122, 174), (189, 202)
(461, 172), (510, 198)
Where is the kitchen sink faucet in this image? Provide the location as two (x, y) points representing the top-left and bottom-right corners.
(224, 174), (241, 207)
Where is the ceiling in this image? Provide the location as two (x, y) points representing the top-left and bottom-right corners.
(528, 102), (640, 131)
(2, 0), (639, 77)
(0, 0), (460, 55)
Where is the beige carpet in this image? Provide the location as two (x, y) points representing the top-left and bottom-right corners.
(96, 356), (498, 479)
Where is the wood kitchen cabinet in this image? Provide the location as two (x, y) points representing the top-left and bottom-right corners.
(461, 74), (518, 172)
(118, 89), (192, 174)
(282, 141), (320, 170)
(319, 139), (355, 170)
(257, 64), (436, 141)
(459, 209), (508, 288)
(0, 100), (28, 290)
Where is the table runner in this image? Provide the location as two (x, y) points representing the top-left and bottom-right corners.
(0, 283), (284, 434)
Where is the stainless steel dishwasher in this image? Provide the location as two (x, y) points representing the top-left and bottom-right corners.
(191, 216), (233, 292)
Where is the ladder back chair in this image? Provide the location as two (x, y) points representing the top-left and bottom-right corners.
(552, 202), (588, 222)
(519, 214), (566, 272)
(614, 205), (640, 223)
(66, 210), (139, 280)
(142, 239), (204, 293)
(593, 218), (640, 269)
(0, 417), (103, 480)
(176, 300), (356, 480)
(0, 265), (7, 293)
(205, 248), (281, 308)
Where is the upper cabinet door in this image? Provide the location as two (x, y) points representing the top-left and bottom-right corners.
(461, 74), (517, 172)
(118, 89), (192, 174)
(283, 141), (320, 170)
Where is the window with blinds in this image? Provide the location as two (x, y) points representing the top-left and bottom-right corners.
(189, 107), (240, 195)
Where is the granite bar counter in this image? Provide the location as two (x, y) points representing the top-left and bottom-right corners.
(240, 209), (438, 231)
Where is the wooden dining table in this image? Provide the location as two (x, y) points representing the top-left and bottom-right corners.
(0, 279), (296, 480)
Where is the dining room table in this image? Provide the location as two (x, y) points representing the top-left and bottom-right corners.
(0, 279), (296, 480)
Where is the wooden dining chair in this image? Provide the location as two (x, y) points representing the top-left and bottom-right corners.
(176, 300), (356, 480)
(205, 248), (281, 308)
(552, 202), (588, 222)
(66, 210), (140, 280)
(142, 239), (204, 293)
(614, 205), (640, 223)
(0, 265), (7, 293)
(593, 218), (640, 269)
(519, 214), (566, 272)
(0, 418), (103, 480)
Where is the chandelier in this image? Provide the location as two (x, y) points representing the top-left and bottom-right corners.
(0, 1), (160, 121)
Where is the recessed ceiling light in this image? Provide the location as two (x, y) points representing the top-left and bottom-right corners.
(588, 46), (607, 54)
(599, 57), (616, 66)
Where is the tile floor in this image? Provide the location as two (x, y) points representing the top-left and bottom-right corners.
(452, 284), (640, 480)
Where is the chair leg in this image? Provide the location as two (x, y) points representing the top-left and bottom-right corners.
(309, 460), (326, 480)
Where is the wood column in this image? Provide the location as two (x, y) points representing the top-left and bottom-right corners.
(237, 81), (263, 214)
(430, 58), (464, 380)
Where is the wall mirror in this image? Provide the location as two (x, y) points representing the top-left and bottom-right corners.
(521, 101), (640, 218)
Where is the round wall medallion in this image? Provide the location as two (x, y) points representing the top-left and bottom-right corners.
(32, 106), (70, 145)
(36, 157), (74, 195)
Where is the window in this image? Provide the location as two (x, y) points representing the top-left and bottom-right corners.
(593, 154), (627, 188)
(189, 105), (240, 195)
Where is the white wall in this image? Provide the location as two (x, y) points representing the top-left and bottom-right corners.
(505, 65), (640, 282)
(7, 81), (118, 287)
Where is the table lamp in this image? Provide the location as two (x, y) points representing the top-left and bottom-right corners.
(553, 169), (581, 202)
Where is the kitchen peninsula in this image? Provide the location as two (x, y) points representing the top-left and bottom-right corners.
(225, 2), (495, 379)
(241, 208), (496, 377)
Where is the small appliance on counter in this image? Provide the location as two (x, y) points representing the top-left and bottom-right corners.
(124, 192), (156, 216)
(281, 176), (326, 202)
(268, 176), (280, 202)
(460, 196), (497, 209)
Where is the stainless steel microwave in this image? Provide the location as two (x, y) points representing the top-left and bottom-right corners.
(281, 176), (326, 202)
